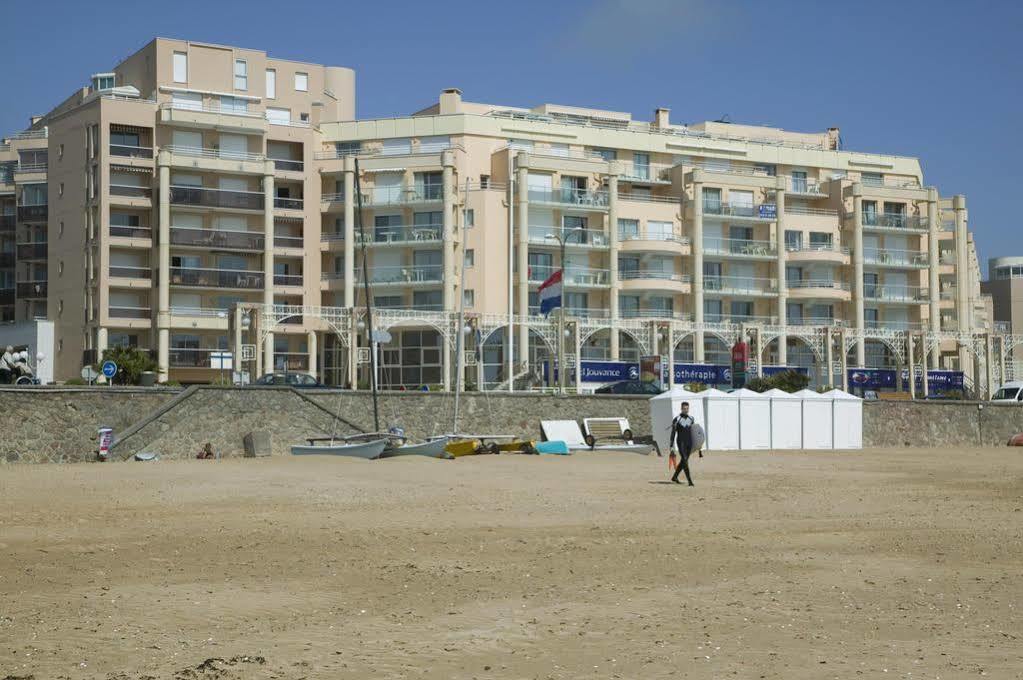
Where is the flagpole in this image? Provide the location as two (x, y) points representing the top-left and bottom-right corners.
(559, 236), (566, 395)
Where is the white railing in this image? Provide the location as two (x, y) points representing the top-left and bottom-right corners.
(526, 188), (609, 207)
(864, 285), (929, 301)
(164, 145), (266, 163)
(618, 229), (689, 245)
(15, 163), (47, 173)
(863, 248), (928, 266)
(618, 191), (676, 204)
(788, 179), (828, 196)
(354, 265), (443, 284)
(527, 227), (610, 247)
(786, 242), (849, 255)
(704, 276), (777, 294)
(160, 101), (263, 119)
(704, 238), (776, 256)
(170, 307), (230, 318)
(12, 129), (47, 140)
(786, 279), (849, 291)
(321, 192), (345, 203)
(528, 267), (611, 286)
(786, 205), (838, 217)
(619, 270), (691, 283)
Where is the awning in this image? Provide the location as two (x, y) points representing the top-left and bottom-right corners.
(364, 167), (406, 174)
(110, 164), (152, 174)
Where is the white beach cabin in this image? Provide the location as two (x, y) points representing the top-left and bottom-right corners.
(732, 387), (772, 450)
(764, 388), (804, 449)
(823, 389), (863, 449)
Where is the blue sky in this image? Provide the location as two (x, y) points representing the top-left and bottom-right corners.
(4, 0), (1021, 274)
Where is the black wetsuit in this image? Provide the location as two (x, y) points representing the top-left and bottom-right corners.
(670, 414), (695, 486)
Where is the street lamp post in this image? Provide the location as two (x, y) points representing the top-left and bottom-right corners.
(546, 226), (585, 394)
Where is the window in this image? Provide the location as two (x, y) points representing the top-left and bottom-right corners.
(648, 220), (673, 240)
(565, 292), (587, 313)
(618, 219), (638, 240)
(754, 163), (776, 176)
(234, 59), (247, 90)
(479, 175), (490, 188)
(294, 72), (308, 91)
(300, 112), (309, 123)
(464, 249), (474, 268)
(809, 232), (833, 249)
(784, 230), (802, 251)
(791, 170), (807, 192)
(594, 148), (616, 162)
(375, 295), (403, 309)
(465, 209), (474, 227)
(862, 172), (883, 187)
(619, 295), (640, 317)
(413, 290), (442, 310)
(59, 183), (64, 197)
(59, 144), (64, 159)
(173, 52), (187, 83)
(730, 301), (754, 319)
(335, 141), (360, 156)
(220, 96), (248, 114)
(265, 69), (276, 99)
(59, 221), (64, 237)
(633, 153), (650, 180)
(464, 289), (475, 308)
(415, 172), (443, 200)
(265, 107), (290, 125)
(93, 74), (115, 90)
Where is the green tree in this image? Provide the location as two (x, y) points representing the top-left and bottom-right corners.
(96, 346), (158, 385)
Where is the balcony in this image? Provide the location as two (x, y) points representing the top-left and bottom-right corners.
(0, 289), (13, 305)
(272, 158), (304, 172)
(168, 347), (233, 369)
(620, 269), (690, 293)
(785, 242), (849, 264)
(0, 215), (14, 232)
(360, 224), (442, 246)
(170, 267), (265, 290)
(159, 102), (267, 134)
(528, 266), (610, 288)
(704, 237), (776, 259)
(528, 227), (609, 248)
(17, 205), (47, 222)
(622, 309), (692, 321)
(273, 273), (303, 287)
(274, 234), (304, 249)
(109, 265), (153, 282)
(355, 265), (443, 286)
(789, 317), (846, 327)
(703, 276), (777, 296)
(169, 185), (263, 211)
(705, 314), (779, 326)
(526, 188), (609, 210)
(16, 242), (47, 259)
(786, 279), (850, 300)
(16, 281), (47, 298)
(618, 161), (672, 184)
(863, 247), (928, 268)
(15, 163), (47, 176)
(366, 186), (443, 207)
(787, 179), (829, 198)
(530, 306), (612, 319)
(170, 227), (264, 250)
(109, 184), (153, 199)
(0, 253), (13, 267)
(939, 286), (957, 301)
(864, 284), (929, 303)
(110, 225), (152, 240)
(163, 145), (267, 174)
(618, 191), (677, 204)
(861, 212), (928, 232)
(867, 319), (928, 332)
(703, 201), (776, 222)
(109, 144), (154, 159)
(273, 197), (304, 211)
(109, 306), (151, 319)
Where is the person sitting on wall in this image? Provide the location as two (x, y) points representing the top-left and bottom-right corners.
(196, 443), (216, 460)
(0, 346), (15, 385)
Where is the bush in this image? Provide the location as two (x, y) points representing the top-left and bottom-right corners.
(684, 382), (709, 393)
(743, 370), (810, 394)
(64, 377), (86, 386)
(95, 346), (158, 385)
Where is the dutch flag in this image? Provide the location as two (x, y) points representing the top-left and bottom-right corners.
(538, 269), (563, 316)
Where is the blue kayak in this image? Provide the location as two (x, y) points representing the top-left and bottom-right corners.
(536, 440), (571, 455)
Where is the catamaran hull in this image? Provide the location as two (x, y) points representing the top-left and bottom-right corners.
(570, 444), (654, 455)
(379, 439), (451, 459)
(291, 439), (388, 459)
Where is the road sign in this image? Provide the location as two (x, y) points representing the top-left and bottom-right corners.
(241, 344), (256, 361)
(81, 366), (99, 383)
(101, 361), (118, 379)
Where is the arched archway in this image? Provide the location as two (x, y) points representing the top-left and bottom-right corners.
(579, 328), (642, 362)
(762, 336), (820, 385)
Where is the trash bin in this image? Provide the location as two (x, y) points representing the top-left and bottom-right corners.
(139, 371), (156, 387)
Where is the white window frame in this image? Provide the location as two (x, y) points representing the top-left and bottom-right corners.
(294, 72), (308, 92)
(464, 249), (475, 268)
(234, 59), (248, 91)
(265, 69), (276, 99)
(173, 52), (187, 83)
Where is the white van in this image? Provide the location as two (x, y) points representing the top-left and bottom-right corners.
(991, 381), (1023, 403)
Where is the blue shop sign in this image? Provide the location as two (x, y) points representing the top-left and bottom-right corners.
(674, 363), (731, 385)
(758, 204), (777, 219)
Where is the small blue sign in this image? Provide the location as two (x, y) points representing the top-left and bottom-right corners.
(758, 203), (777, 219)
(101, 360), (118, 378)
(848, 369), (964, 392)
(763, 365), (809, 377)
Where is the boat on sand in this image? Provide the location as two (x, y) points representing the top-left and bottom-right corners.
(291, 437), (388, 459)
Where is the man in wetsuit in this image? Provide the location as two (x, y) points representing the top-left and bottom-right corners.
(669, 401), (697, 486)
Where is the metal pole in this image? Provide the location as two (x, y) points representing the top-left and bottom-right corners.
(454, 178), (469, 431)
(507, 152), (514, 393)
(559, 236), (566, 394)
(354, 159), (379, 432)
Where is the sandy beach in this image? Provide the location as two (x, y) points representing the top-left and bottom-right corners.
(1, 448), (1021, 679)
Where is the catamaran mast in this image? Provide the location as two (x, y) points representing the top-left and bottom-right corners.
(354, 159), (380, 432)
(453, 178), (469, 433)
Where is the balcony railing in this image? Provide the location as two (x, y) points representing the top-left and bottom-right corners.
(618, 229), (688, 245)
(273, 197), (304, 210)
(789, 317), (846, 327)
(0, 289), (14, 305)
(367, 186), (443, 206)
(170, 266), (264, 289)
(168, 347), (232, 368)
(785, 242), (848, 255)
(109, 306), (151, 319)
(618, 191), (677, 204)
(160, 101), (264, 119)
(704, 237), (776, 257)
(273, 274), (303, 286)
(271, 158), (304, 172)
(703, 276), (777, 295)
(786, 279), (849, 291)
(703, 201), (777, 220)
(361, 225), (442, 245)
(170, 227), (264, 250)
(705, 314), (779, 325)
(16, 242), (47, 259)
(622, 309), (692, 321)
(866, 320), (928, 331)
(273, 353), (310, 371)
(169, 185), (263, 210)
(321, 192), (346, 203)
(110, 144), (154, 159)
(528, 227), (609, 247)
(354, 265), (443, 285)
(15, 163), (47, 174)
(109, 184), (152, 198)
(0, 253), (14, 267)
(274, 234), (304, 248)
(619, 269), (690, 283)
(16, 281), (47, 298)
(529, 306), (613, 319)
(862, 248), (928, 267)
(109, 265), (152, 279)
(861, 212), (927, 230)
(527, 188), (609, 208)
(110, 225), (152, 239)
(939, 287), (957, 300)
(164, 145), (265, 163)
(170, 306), (232, 318)
(0, 215), (14, 232)
(528, 267), (610, 286)
(788, 179), (828, 197)
(17, 205), (47, 221)
(864, 284), (929, 302)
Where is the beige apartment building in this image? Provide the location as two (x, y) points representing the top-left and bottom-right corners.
(0, 37), (1002, 392)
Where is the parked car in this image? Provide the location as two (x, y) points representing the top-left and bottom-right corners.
(991, 381), (1023, 403)
(595, 380), (663, 395)
(253, 373), (326, 388)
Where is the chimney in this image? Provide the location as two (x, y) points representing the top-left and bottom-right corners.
(654, 107), (670, 128)
(439, 88), (463, 115)
(826, 127), (840, 150)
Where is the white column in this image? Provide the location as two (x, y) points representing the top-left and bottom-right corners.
(775, 179), (788, 366)
(926, 189), (940, 366)
(954, 195), (969, 373)
(608, 165), (620, 361)
(307, 330), (317, 380)
(232, 306), (243, 382)
(263, 170), (275, 372)
(852, 184), (866, 367)
(667, 325), (675, 389)
(907, 332), (916, 400)
(156, 158), (171, 382)
(516, 154), (530, 374)
(343, 157), (356, 308)
(442, 150), (456, 311)
(920, 332), (929, 399)
(691, 171), (705, 363)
